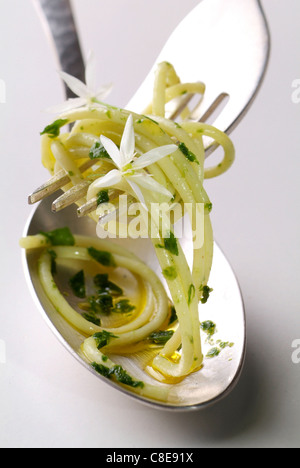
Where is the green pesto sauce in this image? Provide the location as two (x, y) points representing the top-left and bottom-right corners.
(91, 362), (144, 389)
(87, 247), (116, 267)
(162, 267), (178, 281)
(40, 227), (75, 246)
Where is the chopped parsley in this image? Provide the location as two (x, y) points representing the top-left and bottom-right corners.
(205, 202), (213, 213)
(97, 190), (110, 206)
(201, 320), (217, 338)
(188, 284), (196, 305)
(93, 331), (118, 349)
(89, 141), (112, 160)
(40, 227), (75, 246)
(199, 285), (213, 304)
(48, 249), (57, 275)
(206, 347), (221, 359)
(141, 115), (159, 125)
(178, 142), (199, 165)
(40, 119), (69, 139)
(88, 293), (114, 316)
(112, 299), (136, 315)
(92, 363), (144, 389)
(163, 232), (179, 256)
(94, 274), (123, 297)
(87, 247), (116, 267)
(91, 363), (112, 378)
(69, 270), (86, 299)
(82, 313), (101, 326)
(169, 306), (178, 325)
(148, 330), (174, 345)
(162, 267), (178, 281)
(113, 365), (144, 388)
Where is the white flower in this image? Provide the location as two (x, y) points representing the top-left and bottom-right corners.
(87, 114), (178, 209)
(46, 51), (113, 114)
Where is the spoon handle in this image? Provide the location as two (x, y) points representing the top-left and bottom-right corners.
(33, 0), (85, 98)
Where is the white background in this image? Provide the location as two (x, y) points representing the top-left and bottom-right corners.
(0, 0), (300, 448)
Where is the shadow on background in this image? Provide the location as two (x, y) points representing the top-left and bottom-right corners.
(143, 326), (275, 447)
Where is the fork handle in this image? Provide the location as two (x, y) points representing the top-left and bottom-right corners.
(34, 0), (85, 98)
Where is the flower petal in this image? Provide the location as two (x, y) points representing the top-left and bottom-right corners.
(100, 135), (123, 169)
(58, 71), (89, 98)
(85, 50), (97, 92)
(129, 174), (173, 199)
(127, 179), (148, 211)
(96, 83), (114, 101)
(45, 97), (86, 114)
(120, 114), (135, 167)
(87, 169), (122, 200)
(132, 144), (178, 170)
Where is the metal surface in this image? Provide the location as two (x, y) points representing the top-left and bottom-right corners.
(33, 0), (85, 98)
(127, 0), (271, 140)
(22, 0), (271, 409)
(22, 195), (246, 411)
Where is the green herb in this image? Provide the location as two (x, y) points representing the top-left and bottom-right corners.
(97, 190), (109, 206)
(148, 330), (174, 345)
(219, 341), (234, 349)
(188, 284), (196, 305)
(69, 270), (86, 299)
(102, 355), (109, 362)
(201, 321), (217, 337)
(91, 362), (112, 378)
(91, 363), (144, 389)
(40, 119), (69, 139)
(199, 285), (213, 304)
(162, 267), (178, 281)
(112, 299), (135, 315)
(169, 306), (178, 325)
(88, 293), (114, 316)
(40, 227), (75, 246)
(206, 347), (221, 359)
(113, 365), (144, 388)
(87, 247), (116, 267)
(178, 142), (199, 165)
(94, 274), (123, 297)
(89, 141), (112, 160)
(93, 331), (118, 349)
(48, 249), (57, 275)
(163, 232), (179, 256)
(141, 115), (159, 125)
(82, 313), (101, 326)
(205, 202), (213, 213)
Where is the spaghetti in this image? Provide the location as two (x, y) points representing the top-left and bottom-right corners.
(21, 62), (235, 402)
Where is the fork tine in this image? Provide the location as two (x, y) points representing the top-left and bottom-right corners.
(52, 181), (90, 213)
(28, 169), (70, 205)
(166, 94), (195, 121)
(77, 189), (122, 217)
(28, 160), (95, 205)
(191, 92), (229, 123)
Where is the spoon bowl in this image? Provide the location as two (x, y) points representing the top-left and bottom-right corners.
(22, 194), (246, 410)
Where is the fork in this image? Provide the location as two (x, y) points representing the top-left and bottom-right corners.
(30, 0), (270, 216)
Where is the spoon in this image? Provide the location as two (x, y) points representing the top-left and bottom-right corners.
(22, 0), (270, 410)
